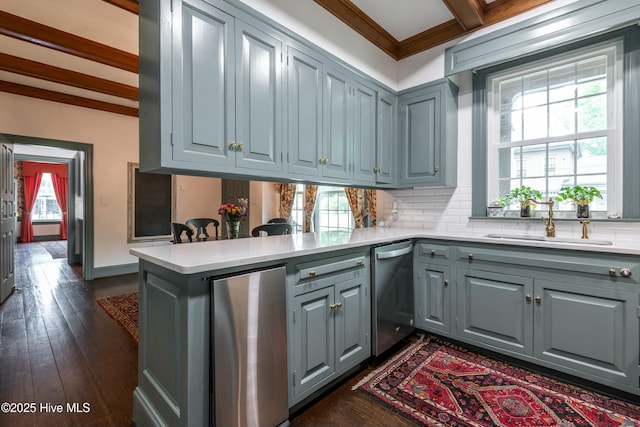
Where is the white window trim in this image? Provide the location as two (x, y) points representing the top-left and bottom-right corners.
(485, 39), (623, 215)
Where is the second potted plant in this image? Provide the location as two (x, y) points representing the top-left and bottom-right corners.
(499, 185), (543, 217)
(556, 185), (602, 218)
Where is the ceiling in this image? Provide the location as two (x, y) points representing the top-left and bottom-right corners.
(0, 0), (552, 118)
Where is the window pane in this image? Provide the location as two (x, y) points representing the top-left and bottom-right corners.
(577, 137), (607, 174)
(577, 56), (607, 96)
(499, 77), (522, 143)
(522, 71), (547, 108)
(33, 173), (61, 221)
(523, 106), (547, 140)
(548, 141), (575, 176)
(549, 100), (575, 136)
(577, 174), (607, 210)
(577, 94), (606, 132)
(549, 64), (576, 103)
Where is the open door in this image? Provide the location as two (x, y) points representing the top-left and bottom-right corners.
(0, 136), (15, 304)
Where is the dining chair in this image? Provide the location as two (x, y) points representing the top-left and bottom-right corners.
(251, 223), (292, 237)
(267, 217), (289, 224)
(185, 218), (220, 241)
(171, 222), (194, 244)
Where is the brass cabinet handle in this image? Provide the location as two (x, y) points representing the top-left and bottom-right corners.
(229, 141), (237, 150)
(525, 294), (532, 302)
(620, 268), (632, 278)
(308, 271), (316, 277)
(431, 249), (436, 256)
(330, 303), (336, 310)
(335, 302), (343, 308)
(535, 296), (542, 304)
(443, 280), (448, 287)
(236, 142), (244, 151)
(609, 268), (616, 276)
(356, 259), (363, 266)
(468, 253), (473, 261)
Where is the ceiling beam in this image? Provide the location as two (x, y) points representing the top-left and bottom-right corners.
(102, 0), (139, 14)
(313, 0), (399, 59)
(0, 81), (138, 117)
(0, 11), (138, 73)
(0, 53), (138, 101)
(315, 0), (553, 60)
(442, 0), (485, 31)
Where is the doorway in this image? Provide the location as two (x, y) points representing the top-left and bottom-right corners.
(221, 179), (250, 238)
(3, 134), (94, 280)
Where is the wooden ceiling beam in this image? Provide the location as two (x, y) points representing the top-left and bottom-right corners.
(102, 0), (139, 14)
(0, 11), (138, 73)
(397, 20), (465, 60)
(313, 0), (399, 59)
(442, 0), (485, 31)
(0, 81), (138, 117)
(484, 0), (553, 26)
(0, 53), (138, 101)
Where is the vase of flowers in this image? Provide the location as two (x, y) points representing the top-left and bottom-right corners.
(218, 198), (248, 239)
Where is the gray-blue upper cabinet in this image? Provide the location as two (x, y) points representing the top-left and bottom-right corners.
(398, 79), (458, 187)
(139, 0), (282, 176)
(322, 66), (352, 181)
(286, 45), (323, 178)
(375, 88), (396, 185)
(351, 81), (378, 185)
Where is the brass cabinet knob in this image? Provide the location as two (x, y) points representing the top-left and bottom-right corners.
(535, 296), (542, 304)
(434, 166), (440, 173)
(443, 280), (448, 287)
(525, 294), (532, 302)
(309, 271), (316, 277)
(335, 302), (343, 308)
(330, 303), (336, 310)
(236, 142), (244, 151)
(356, 259), (363, 266)
(609, 268), (617, 276)
(620, 268), (632, 278)
(468, 253), (473, 261)
(229, 141), (237, 150)
(431, 249), (436, 256)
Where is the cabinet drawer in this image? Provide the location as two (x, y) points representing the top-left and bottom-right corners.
(455, 245), (640, 284)
(293, 251), (368, 283)
(416, 242), (450, 260)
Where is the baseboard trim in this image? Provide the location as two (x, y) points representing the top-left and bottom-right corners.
(92, 263), (138, 279)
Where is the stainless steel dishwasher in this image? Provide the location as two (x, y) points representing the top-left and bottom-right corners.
(371, 240), (415, 356)
(211, 266), (289, 427)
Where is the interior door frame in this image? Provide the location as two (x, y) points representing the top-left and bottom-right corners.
(4, 134), (95, 280)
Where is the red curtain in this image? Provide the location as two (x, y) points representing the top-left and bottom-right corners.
(51, 173), (68, 240)
(21, 172), (43, 243)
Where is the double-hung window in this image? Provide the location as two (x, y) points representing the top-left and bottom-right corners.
(474, 26), (640, 219)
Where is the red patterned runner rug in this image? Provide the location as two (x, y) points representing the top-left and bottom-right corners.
(96, 292), (139, 343)
(354, 335), (640, 427)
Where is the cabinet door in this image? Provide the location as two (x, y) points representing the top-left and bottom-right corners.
(322, 66), (351, 180)
(534, 279), (639, 386)
(457, 269), (533, 356)
(376, 89), (395, 184)
(352, 81), (377, 184)
(173, 3), (235, 169)
(415, 262), (451, 334)
(286, 46), (323, 177)
(399, 88), (441, 185)
(292, 287), (335, 399)
(334, 277), (370, 374)
(235, 21), (283, 172)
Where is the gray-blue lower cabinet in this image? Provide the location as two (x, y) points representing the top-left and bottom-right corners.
(288, 250), (371, 406)
(414, 261), (452, 335)
(413, 239), (640, 396)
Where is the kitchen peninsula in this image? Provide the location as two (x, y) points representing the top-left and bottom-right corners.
(130, 228), (640, 427)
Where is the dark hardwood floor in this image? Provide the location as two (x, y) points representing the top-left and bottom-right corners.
(0, 242), (138, 427)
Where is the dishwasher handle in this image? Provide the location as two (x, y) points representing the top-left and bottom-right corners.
(376, 242), (413, 260)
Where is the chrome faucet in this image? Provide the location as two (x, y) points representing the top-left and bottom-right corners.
(526, 198), (555, 237)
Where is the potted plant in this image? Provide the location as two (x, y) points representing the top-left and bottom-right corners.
(556, 185), (602, 218)
(499, 185), (543, 217)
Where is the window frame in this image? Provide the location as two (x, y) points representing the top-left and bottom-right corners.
(32, 172), (62, 223)
(472, 26), (640, 219)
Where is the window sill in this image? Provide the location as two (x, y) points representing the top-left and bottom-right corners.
(469, 216), (640, 222)
(32, 220), (62, 225)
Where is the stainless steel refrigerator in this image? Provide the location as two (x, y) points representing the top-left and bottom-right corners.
(211, 266), (289, 427)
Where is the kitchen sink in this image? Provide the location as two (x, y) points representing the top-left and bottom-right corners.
(484, 233), (613, 245)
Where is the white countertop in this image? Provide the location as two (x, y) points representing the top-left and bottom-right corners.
(129, 227), (640, 274)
